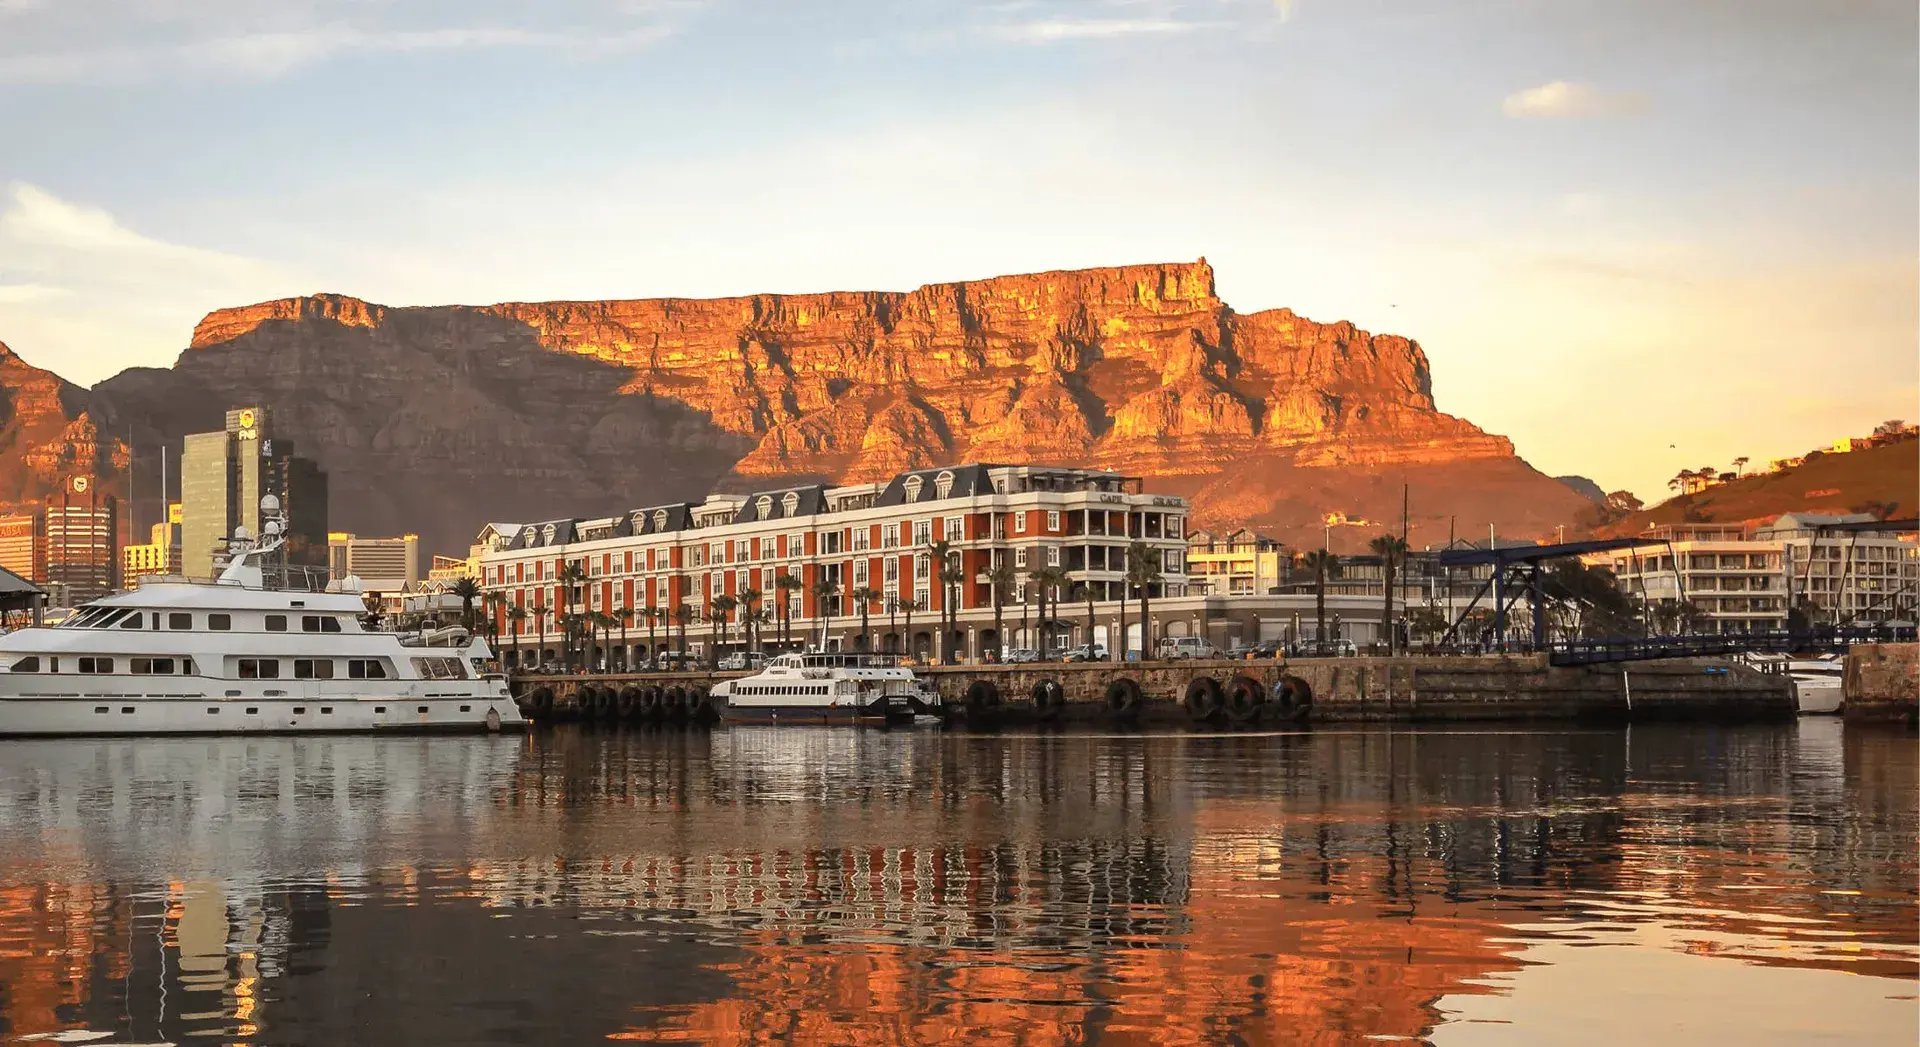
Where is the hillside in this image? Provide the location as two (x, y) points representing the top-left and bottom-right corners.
(1600, 437), (1918, 534)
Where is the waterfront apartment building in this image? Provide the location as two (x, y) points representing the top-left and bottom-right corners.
(1756, 513), (1919, 624)
(1186, 529), (1286, 595)
(477, 464), (1190, 664)
(123, 502), (183, 583)
(0, 511), (45, 584)
(180, 407), (329, 577)
(44, 475), (118, 606)
(328, 532), (422, 592)
(1594, 524), (1788, 634)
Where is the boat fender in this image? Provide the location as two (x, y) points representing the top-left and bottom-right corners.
(1274, 675), (1313, 722)
(1105, 677), (1143, 720)
(664, 685), (689, 720)
(965, 679), (1002, 711)
(1225, 674), (1265, 723)
(1182, 676), (1224, 722)
(1030, 679), (1064, 722)
(616, 685), (642, 719)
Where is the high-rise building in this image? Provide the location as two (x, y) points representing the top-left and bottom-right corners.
(0, 511), (46, 584)
(124, 502), (184, 583)
(1757, 513), (1920, 625)
(45, 475), (118, 605)
(180, 406), (329, 577)
(327, 532), (422, 591)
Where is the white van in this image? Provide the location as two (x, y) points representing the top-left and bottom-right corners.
(1155, 636), (1222, 660)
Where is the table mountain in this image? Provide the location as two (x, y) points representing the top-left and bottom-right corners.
(12, 260), (1588, 556)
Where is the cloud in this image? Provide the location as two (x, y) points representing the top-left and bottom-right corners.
(1502, 80), (1650, 119)
(0, 282), (68, 303)
(994, 17), (1213, 43)
(1, 183), (262, 276)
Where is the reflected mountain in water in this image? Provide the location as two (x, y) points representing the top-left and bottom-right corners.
(0, 724), (1912, 1045)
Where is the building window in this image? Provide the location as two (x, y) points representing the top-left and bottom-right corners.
(851, 527), (870, 551)
(915, 553), (930, 580)
(1016, 547), (1029, 568)
(913, 520), (932, 546)
(854, 560), (869, 586)
(944, 516), (963, 542)
(782, 492), (800, 516)
(1046, 545), (1061, 567)
(1164, 551), (1184, 574)
(885, 558), (900, 583)
(904, 476), (925, 501)
(915, 585), (930, 608)
(1168, 516), (1183, 539)
(756, 495), (773, 517)
(935, 470), (954, 499)
(1046, 511), (1060, 531)
(883, 523), (900, 549)
(1014, 512), (1027, 534)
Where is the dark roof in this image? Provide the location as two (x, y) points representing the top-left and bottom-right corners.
(876, 464), (995, 507)
(1809, 517), (1919, 534)
(626, 503), (696, 537)
(505, 519), (580, 551)
(731, 486), (828, 525)
(0, 564), (43, 600)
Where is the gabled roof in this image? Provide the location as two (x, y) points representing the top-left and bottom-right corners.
(732, 485), (828, 525)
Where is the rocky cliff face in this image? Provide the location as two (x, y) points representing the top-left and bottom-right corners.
(8, 261), (1587, 555)
(0, 341), (124, 506)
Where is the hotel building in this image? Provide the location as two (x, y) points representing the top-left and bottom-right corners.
(1594, 524), (1788, 634)
(1186, 529), (1287, 596)
(328, 532), (423, 592)
(1757, 513), (1919, 624)
(0, 512), (45, 584)
(477, 464), (1192, 664)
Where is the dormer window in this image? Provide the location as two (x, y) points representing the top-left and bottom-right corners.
(653, 509), (668, 529)
(782, 492), (800, 516)
(934, 470), (954, 499)
(541, 523), (557, 545)
(757, 495), (773, 518)
(904, 476), (925, 501)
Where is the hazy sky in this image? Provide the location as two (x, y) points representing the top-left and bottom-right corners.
(1, 0), (1914, 500)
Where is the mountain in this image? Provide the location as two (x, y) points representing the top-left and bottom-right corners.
(8, 260), (1589, 556)
(0, 341), (124, 505)
(1598, 436), (1918, 535)
(1555, 475), (1606, 504)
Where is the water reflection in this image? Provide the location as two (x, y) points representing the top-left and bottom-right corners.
(0, 723), (1911, 1045)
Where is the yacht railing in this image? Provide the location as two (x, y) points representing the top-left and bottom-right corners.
(128, 565), (338, 593)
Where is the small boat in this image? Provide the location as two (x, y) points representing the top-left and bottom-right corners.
(1786, 654), (1845, 715)
(709, 652), (925, 725)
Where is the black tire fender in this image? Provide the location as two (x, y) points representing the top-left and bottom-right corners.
(1182, 676), (1224, 721)
(1030, 679), (1064, 721)
(1275, 675), (1313, 722)
(1105, 677), (1143, 719)
(1225, 674), (1265, 723)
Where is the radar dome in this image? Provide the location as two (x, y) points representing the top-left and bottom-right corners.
(262, 519), (282, 536)
(259, 494), (281, 514)
(232, 525), (252, 542)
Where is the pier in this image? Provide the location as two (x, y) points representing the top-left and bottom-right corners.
(511, 652), (1794, 727)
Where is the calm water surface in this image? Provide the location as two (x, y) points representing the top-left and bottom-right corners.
(0, 721), (1912, 1045)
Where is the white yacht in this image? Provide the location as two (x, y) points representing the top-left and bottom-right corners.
(709, 652), (925, 725)
(0, 500), (523, 736)
(1787, 654), (1845, 715)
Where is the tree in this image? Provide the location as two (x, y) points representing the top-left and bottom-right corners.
(986, 556), (1017, 660)
(613, 607), (633, 670)
(929, 539), (963, 664)
(1124, 542), (1162, 659)
(1538, 561), (1637, 639)
(737, 587), (763, 653)
(898, 597), (920, 662)
(672, 603), (695, 657)
(774, 573), (804, 649)
(449, 576), (481, 634)
(1074, 577), (1098, 653)
(1732, 456), (1749, 475)
(506, 605), (528, 669)
(557, 561), (587, 669)
(642, 605), (661, 667)
(1604, 490), (1644, 516)
(1368, 534), (1407, 654)
(1028, 565), (1070, 660)
(1301, 549), (1340, 643)
(849, 586), (882, 651)
(1851, 499), (1899, 522)
(531, 601), (548, 668)
(810, 576), (840, 650)
(709, 594), (738, 668)
(1406, 605), (1449, 646)
(1668, 469), (1696, 494)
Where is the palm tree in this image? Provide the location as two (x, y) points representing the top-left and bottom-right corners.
(986, 557), (1016, 660)
(672, 603), (695, 658)
(531, 601), (548, 668)
(1124, 542), (1162, 659)
(556, 561), (587, 669)
(737, 587), (763, 653)
(506, 605), (528, 669)
(1301, 549), (1340, 643)
(1028, 565), (1070, 659)
(898, 597), (921, 662)
(449, 576), (481, 633)
(480, 590), (503, 642)
(775, 574), (804, 650)
(709, 594), (738, 668)
(748, 607), (774, 656)
(810, 576), (840, 650)
(1368, 534), (1408, 655)
(929, 538), (962, 664)
(849, 586), (881, 651)
(614, 606), (633, 670)
(642, 605), (661, 668)
(1074, 577), (1098, 654)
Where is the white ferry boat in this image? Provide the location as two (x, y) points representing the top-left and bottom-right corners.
(0, 500), (523, 736)
(709, 652), (925, 725)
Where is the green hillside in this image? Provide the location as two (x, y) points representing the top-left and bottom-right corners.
(1602, 436), (1917, 534)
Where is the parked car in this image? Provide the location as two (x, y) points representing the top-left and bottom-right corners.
(1064, 642), (1109, 662)
(717, 651), (766, 672)
(652, 651), (701, 671)
(1001, 648), (1042, 664)
(1289, 639), (1358, 658)
(1155, 636), (1223, 660)
(1226, 640), (1281, 659)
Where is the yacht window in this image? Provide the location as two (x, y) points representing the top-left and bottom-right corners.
(302, 615), (322, 632)
(8, 656), (38, 673)
(265, 615), (288, 632)
(348, 658), (389, 680)
(294, 659), (335, 680)
(321, 617), (343, 633)
(77, 657), (113, 674)
(208, 614), (231, 631)
(93, 609), (129, 629)
(238, 658), (281, 680)
(183, 658), (194, 675)
(118, 613), (144, 629)
(131, 658), (176, 675)
(169, 612), (192, 630)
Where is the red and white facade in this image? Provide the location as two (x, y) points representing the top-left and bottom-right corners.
(475, 464), (1189, 664)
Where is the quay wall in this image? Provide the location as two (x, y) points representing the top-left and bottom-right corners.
(513, 654), (1791, 725)
(1844, 644), (1919, 725)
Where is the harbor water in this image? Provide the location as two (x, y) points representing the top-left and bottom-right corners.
(0, 721), (1912, 1045)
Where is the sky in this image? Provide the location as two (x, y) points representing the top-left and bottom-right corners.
(0, 0), (1914, 502)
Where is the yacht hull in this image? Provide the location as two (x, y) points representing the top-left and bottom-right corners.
(0, 695), (525, 736)
(712, 697), (904, 726)
(1793, 679), (1844, 716)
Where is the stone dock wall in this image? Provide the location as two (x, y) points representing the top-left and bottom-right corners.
(1844, 644), (1918, 725)
(514, 653), (1791, 726)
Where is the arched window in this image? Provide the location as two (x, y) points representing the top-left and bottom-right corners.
(903, 476), (925, 501)
(653, 509), (668, 529)
(782, 492), (800, 516)
(934, 470), (954, 499)
(756, 495), (773, 517)
(540, 523), (557, 544)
